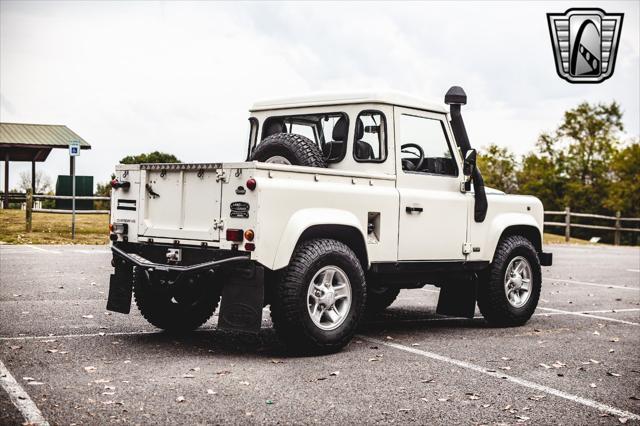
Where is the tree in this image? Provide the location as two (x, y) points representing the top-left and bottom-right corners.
(477, 144), (518, 193)
(605, 141), (640, 217)
(18, 170), (51, 193)
(120, 151), (180, 164)
(94, 181), (112, 210)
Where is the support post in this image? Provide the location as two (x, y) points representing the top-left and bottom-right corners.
(3, 153), (8, 209)
(71, 156), (76, 240)
(31, 160), (36, 194)
(25, 188), (33, 232)
(614, 211), (621, 246)
(564, 206), (571, 242)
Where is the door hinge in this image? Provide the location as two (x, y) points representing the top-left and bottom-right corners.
(216, 170), (228, 183)
(462, 242), (472, 255)
(213, 218), (225, 231)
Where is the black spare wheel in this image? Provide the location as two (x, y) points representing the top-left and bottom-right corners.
(249, 133), (327, 168)
(133, 268), (221, 333)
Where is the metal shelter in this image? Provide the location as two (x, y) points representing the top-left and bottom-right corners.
(0, 123), (91, 208)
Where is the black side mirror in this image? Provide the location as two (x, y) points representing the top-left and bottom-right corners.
(463, 149), (477, 177)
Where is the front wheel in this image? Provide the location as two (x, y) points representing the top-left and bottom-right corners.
(270, 239), (366, 354)
(477, 235), (541, 326)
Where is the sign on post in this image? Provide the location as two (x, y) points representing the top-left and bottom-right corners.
(69, 141), (80, 239)
(69, 141), (81, 157)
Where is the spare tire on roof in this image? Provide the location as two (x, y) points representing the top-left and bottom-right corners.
(249, 133), (327, 168)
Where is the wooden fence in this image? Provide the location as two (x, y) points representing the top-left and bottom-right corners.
(545, 207), (640, 245)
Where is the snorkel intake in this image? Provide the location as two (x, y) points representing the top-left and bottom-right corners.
(445, 86), (488, 223)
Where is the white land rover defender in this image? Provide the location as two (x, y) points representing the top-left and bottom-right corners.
(107, 86), (552, 354)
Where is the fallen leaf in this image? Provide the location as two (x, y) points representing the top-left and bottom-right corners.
(84, 366), (97, 373)
(502, 405), (512, 411)
(619, 418), (628, 424)
(552, 361), (566, 368)
(420, 397), (429, 403)
(46, 349), (58, 354)
(206, 389), (217, 395)
(607, 372), (621, 377)
(516, 415), (530, 422)
(239, 381), (250, 385)
(593, 330), (600, 335)
(266, 399), (274, 405)
(82, 315), (94, 319)
(9, 345), (22, 350)
(190, 367), (200, 372)
(329, 371), (340, 377)
(216, 370), (231, 375)
(610, 337), (620, 342)
(589, 359), (600, 364)
(27, 381), (44, 386)
(270, 359), (283, 364)
(609, 349), (615, 353)
(368, 358), (380, 362)
(94, 379), (111, 384)
(102, 392), (115, 396)
(420, 378), (434, 383)
(629, 396), (640, 401)
(176, 396), (185, 403)
(386, 336), (394, 340)
(482, 404), (491, 408)
(529, 394), (545, 401)
(539, 363), (552, 369)
(589, 383), (597, 388)
(182, 374), (195, 378)
(398, 408), (411, 412)
(437, 397), (450, 402)
(411, 343), (420, 347)
(501, 357), (512, 361)
(500, 366), (511, 371)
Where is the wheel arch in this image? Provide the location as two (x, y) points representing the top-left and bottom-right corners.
(270, 208), (369, 270)
(485, 213), (543, 263)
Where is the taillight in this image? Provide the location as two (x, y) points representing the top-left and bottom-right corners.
(244, 229), (254, 241)
(244, 243), (255, 251)
(109, 223), (114, 232)
(111, 179), (130, 190)
(226, 229), (243, 242)
(246, 178), (257, 190)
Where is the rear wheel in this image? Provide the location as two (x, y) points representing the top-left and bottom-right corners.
(270, 239), (366, 354)
(133, 268), (221, 333)
(477, 235), (541, 326)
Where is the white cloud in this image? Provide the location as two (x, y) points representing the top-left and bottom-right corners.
(1, 1), (638, 190)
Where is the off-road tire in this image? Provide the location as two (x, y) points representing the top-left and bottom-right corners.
(477, 235), (541, 327)
(250, 133), (327, 168)
(133, 268), (221, 333)
(365, 286), (400, 315)
(270, 239), (366, 354)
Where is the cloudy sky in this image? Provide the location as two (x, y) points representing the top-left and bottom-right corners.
(1, 1), (638, 190)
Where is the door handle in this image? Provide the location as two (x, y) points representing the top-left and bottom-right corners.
(405, 206), (423, 213)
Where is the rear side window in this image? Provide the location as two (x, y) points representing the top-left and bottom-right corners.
(260, 113), (349, 163)
(353, 111), (386, 163)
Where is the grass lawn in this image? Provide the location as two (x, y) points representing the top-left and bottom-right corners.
(0, 209), (109, 244)
(543, 232), (595, 245)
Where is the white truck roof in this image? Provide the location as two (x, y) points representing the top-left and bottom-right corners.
(250, 91), (448, 113)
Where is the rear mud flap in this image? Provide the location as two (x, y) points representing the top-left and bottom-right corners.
(436, 278), (477, 319)
(106, 264), (133, 314)
(218, 263), (264, 334)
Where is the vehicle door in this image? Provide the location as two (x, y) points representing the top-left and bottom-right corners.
(394, 107), (468, 260)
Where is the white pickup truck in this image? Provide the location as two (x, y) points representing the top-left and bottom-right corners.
(107, 86), (552, 354)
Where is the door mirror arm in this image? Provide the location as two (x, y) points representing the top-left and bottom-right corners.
(461, 149), (477, 192)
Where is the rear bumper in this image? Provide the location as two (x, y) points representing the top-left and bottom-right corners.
(540, 251), (553, 266)
(111, 244), (249, 274)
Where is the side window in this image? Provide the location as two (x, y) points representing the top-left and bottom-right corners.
(399, 114), (458, 176)
(354, 111), (386, 162)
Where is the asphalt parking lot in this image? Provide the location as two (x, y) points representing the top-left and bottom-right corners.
(1, 244), (639, 425)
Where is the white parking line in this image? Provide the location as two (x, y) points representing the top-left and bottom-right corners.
(537, 307), (640, 326)
(359, 336), (640, 421)
(542, 277), (638, 291)
(0, 359), (50, 425)
(25, 245), (61, 255)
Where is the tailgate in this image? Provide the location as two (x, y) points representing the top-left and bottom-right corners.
(138, 164), (223, 242)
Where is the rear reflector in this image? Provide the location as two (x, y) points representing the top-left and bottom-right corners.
(226, 229), (244, 242)
(244, 243), (255, 251)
